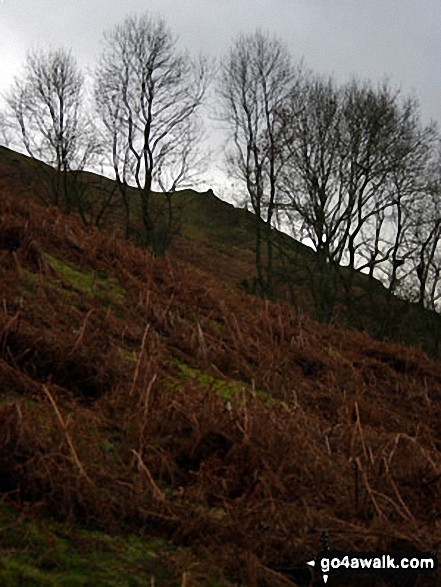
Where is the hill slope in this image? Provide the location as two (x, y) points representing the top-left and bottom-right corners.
(1, 152), (441, 585)
(2, 144), (440, 362)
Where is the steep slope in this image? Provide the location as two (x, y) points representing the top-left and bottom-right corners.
(1, 144), (440, 362)
(1, 163), (441, 585)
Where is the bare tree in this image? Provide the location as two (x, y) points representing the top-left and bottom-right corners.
(156, 117), (209, 194)
(403, 146), (441, 310)
(339, 85), (434, 285)
(95, 13), (210, 252)
(0, 110), (15, 148)
(280, 81), (419, 266)
(276, 75), (343, 319)
(95, 83), (135, 238)
(218, 30), (302, 296)
(279, 76), (343, 257)
(153, 118), (210, 254)
(5, 48), (97, 213)
(376, 124), (435, 295)
(278, 77), (435, 321)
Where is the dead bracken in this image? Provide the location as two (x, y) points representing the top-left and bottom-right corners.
(1, 168), (441, 587)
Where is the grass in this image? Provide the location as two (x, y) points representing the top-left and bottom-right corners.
(0, 498), (236, 586)
(45, 254), (125, 302)
(2, 147), (441, 587)
(0, 503), (180, 586)
(172, 360), (278, 406)
(18, 269), (39, 297)
(326, 345), (352, 366)
(3, 144), (441, 359)
(119, 347), (136, 362)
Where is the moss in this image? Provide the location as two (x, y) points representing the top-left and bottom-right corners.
(0, 504), (179, 586)
(118, 347), (136, 362)
(19, 269), (39, 296)
(327, 345), (352, 366)
(44, 254), (125, 302)
(0, 392), (36, 408)
(172, 359), (276, 406)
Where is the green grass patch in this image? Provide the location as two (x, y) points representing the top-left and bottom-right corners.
(326, 345), (352, 366)
(172, 360), (276, 406)
(0, 391), (36, 407)
(118, 347), (136, 362)
(44, 254), (125, 302)
(0, 504), (179, 586)
(19, 269), (39, 296)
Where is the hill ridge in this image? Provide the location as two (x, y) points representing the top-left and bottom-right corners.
(3, 143), (440, 364)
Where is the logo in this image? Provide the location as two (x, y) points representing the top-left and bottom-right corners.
(306, 532), (438, 584)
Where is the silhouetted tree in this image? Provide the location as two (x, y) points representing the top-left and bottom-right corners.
(5, 48), (97, 213)
(0, 111), (14, 148)
(218, 30), (302, 296)
(153, 120), (210, 254)
(404, 147), (441, 310)
(277, 75), (342, 319)
(278, 77), (436, 322)
(95, 13), (210, 253)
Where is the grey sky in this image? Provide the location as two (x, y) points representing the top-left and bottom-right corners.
(0, 0), (440, 191)
(1, 0), (439, 118)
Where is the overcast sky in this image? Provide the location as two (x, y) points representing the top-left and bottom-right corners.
(1, 0), (440, 193)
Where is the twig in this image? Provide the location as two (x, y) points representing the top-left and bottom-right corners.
(354, 401), (369, 462)
(382, 455), (416, 524)
(196, 321), (207, 359)
(130, 323), (151, 396)
(42, 385), (94, 486)
(355, 456), (386, 520)
(131, 449), (166, 502)
(70, 309), (94, 355)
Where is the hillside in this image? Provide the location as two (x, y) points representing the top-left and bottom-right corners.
(1, 148), (441, 585)
(1, 145), (440, 361)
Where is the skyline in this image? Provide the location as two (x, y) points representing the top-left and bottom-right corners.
(1, 0), (440, 195)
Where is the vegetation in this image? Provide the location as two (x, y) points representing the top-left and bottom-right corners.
(1, 11), (441, 585)
(1, 144), (440, 358)
(94, 13), (210, 251)
(219, 31), (441, 314)
(1, 155), (441, 586)
(4, 48), (98, 214)
(0, 502), (183, 586)
(3, 14), (440, 307)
